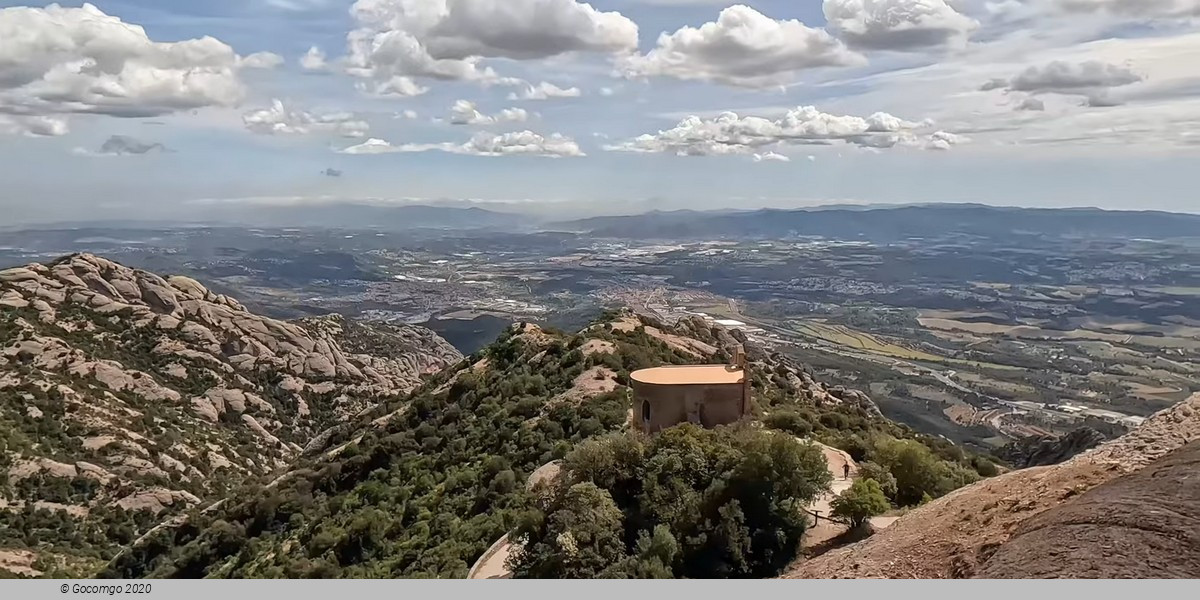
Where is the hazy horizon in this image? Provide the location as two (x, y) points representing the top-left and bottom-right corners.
(6, 199), (1200, 231)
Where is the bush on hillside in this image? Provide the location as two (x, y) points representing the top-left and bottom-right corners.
(511, 425), (832, 579)
(855, 461), (898, 503)
(870, 438), (979, 506)
(831, 479), (891, 529)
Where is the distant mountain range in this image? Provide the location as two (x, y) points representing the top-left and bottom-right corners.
(549, 204), (1200, 241)
(9, 204), (528, 232)
(13, 203), (1200, 241)
(201, 203), (530, 231)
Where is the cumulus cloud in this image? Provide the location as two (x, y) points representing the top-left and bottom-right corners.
(339, 130), (584, 157)
(344, 0), (637, 90)
(337, 138), (401, 154)
(924, 130), (965, 150)
(507, 82), (582, 101)
(240, 52), (285, 69)
(300, 46), (329, 71)
(619, 5), (864, 87)
(243, 100), (370, 137)
(448, 100), (528, 125)
(604, 106), (954, 157)
(982, 60), (1143, 106)
(0, 115), (68, 137)
(358, 76), (429, 97)
(396, 110), (419, 119)
(74, 135), (168, 156)
(0, 4), (265, 118)
(752, 152), (790, 162)
(1008, 61), (1143, 92)
(823, 0), (979, 51)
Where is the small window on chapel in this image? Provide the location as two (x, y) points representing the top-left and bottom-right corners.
(642, 400), (651, 422)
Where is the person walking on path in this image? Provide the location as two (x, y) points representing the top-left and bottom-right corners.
(842, 462), (851, 480)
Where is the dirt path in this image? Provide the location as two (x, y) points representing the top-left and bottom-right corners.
(467, 534), (514, 579)
(802, 442), (860, 547)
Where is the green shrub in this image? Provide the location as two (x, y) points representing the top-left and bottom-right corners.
(512, 425), (832, 579)
(831, 479), (891, 529)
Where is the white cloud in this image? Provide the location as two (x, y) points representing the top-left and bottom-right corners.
(507, 82), (582, 101)
(0, 115), (68, 137)
(448, 100), (528, 125)
(240, 52), (285, 69)
(753, 152), (790, 162)
(338, 137), (401, 154)
(358, 76), (430, 97)
(823, 0), (979, 51)
(243, 100), (370, 137)
(0, 4), (263, 118)
(339, 130), (584, 157)
(345, 0), (637, 90)
(813, 26), (1200, 153)
(74, 134), (168, 156)
(456, 131), (583, 157)
(619, 5), (864, 87)
(300, 46), (329, 71)
(604, 106), (953, 157)
(1006, 60), (1143, 92)
(924, 130), (965, 150)
(981, 60), (1144, 107)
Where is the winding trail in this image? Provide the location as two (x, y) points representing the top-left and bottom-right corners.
(467, 533), (514, 580)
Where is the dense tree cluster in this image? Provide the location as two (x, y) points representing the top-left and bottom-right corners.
(511, 425), (832, 578)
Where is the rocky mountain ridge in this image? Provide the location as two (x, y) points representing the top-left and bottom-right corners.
(0, 253), (460, 576)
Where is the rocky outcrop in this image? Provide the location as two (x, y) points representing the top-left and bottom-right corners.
(976, 441), (1200, 579)
(0, 253), (462, 576)
(998, 427), (1108, 468)
(784, 393), (1200, 579)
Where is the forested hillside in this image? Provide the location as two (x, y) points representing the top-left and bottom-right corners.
(103, 311), (998, 579)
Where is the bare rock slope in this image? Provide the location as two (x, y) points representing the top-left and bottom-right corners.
(0, 253), (460, 576)
(975, 440), (1200, 579)
(784, 394), (1200, 579)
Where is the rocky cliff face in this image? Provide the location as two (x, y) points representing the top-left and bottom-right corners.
(0, 254), (461, 576)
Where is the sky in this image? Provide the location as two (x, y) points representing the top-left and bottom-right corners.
(1, 0), (1199, 223)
